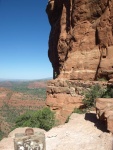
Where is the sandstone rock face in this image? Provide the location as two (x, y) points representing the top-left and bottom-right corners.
(46, 0), (113, 80)
(46, 0), (113, 124)
(46, 79), (83, 123)
(96, 98), (113, 133)
(46, 79), (109, 124)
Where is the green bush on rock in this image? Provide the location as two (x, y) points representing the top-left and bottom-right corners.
(83, 84), (107, 109)
(15, 107), (55, 131)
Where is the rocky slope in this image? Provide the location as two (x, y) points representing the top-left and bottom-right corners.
(46, 0), (113, 81)
(0, 112), (112, 150)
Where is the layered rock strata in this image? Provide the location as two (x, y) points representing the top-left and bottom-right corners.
(46, 0), (113, 80)
(46, 0), (113, 123)
(46, 79), (109, 123)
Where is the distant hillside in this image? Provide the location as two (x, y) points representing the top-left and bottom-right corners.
(0, 78), (51, 89)
(28, 81), (47, 89)
(0, 81), (12, 88)
(0, 87), (46, 140)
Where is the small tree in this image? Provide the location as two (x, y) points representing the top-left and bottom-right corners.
(15, 107), (55, 131)
(83, 84), (107, 108)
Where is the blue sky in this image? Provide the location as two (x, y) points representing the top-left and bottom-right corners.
(0, 0), (52, 80)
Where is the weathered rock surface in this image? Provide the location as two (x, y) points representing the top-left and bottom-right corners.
(0, 113), (112, 150)
(46, 112), (113, 150)
(0, 127), (46, 150)
(96, 98), (113, 133)
(46, 79), (110, 123)
(46, 0), (113, 81)
(46, 93), (83, 124)
(14, 128), (46, 150)
(46, 0), (113, 125)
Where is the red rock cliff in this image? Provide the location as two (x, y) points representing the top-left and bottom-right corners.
(46, 0), (113, 81)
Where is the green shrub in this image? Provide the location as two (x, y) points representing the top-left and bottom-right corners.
(15, 107), (55, 131)
(83, 84), (106, 108)
(102, 86), (113, 98)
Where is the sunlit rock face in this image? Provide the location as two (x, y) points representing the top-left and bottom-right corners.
(46, 0), (113, 124)
(46, 0), (113, 81)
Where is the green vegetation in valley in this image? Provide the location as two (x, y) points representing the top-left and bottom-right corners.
(12, 87), (46, 100)
(0, 103), (55, 140)
(0, 103), (23, 140)
(0, 80), (49, 140)
(0, 80), (48, 100)
(0, 102), (21, 124)
(10, 81), (47, 100)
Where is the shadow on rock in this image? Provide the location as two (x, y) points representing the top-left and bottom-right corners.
(85, 112), (108, 132)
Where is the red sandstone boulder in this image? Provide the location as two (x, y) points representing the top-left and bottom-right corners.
(46, 93), (83, 124)
(96, 98), (113, 133)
